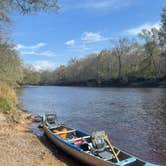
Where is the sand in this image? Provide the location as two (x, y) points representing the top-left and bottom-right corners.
(0, 112), (82, 166)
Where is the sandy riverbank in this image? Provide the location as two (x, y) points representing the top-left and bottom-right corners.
(0, 111), (82, 166)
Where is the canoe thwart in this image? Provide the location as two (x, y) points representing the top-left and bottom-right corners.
(68, 136), (91, 142)
(54, 129), (76, 135)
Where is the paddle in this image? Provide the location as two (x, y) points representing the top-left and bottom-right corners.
(103, 132), (120, 162)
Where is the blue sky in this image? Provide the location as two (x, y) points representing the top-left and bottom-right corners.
(12, 0), (165, 70)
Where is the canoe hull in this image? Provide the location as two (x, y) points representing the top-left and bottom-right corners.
(43, 126), (114, 166)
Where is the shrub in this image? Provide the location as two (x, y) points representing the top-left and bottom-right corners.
(0, 97), (12, 114)
(0, 82), (21, 123)
(0, 81), (18, 105)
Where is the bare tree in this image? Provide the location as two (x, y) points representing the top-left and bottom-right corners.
(0, 0), (59, 23)
(111, 38), (130, 79)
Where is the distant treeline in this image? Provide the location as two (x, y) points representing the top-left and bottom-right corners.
(22, 7), (166, 87)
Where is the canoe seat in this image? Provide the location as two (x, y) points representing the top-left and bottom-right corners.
(98, 151), (114, 160)
(116, 157), (136, 166)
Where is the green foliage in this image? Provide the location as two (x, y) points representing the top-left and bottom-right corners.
(139, 28), (161, 78)
(0, 81), (19, 122)
(0, 81), (18, 104)
(0, 42), (23, 86)
(0, 82), (21, 122)
(161, 7), (166, 28)
(22, 65), (40, 85)
(159, 7), (166, 45)
(111, 38), (131, 79)
(159, 7), (166, 76)
(0, 97), (12, 114)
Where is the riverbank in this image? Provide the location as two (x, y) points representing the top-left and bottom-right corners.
(0, 81), (80, 166)
(28, 76), (166, 88)
(0, 110), (81, 166)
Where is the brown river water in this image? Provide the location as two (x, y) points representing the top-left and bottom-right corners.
(18, 86), (166, 165)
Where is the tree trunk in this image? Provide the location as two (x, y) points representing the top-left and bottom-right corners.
(150, 53), (158, 79)
(118, 55), (121, 79)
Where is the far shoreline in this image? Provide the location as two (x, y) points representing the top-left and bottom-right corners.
(20, 83), (166, 88)
(20, 76), (166, 88)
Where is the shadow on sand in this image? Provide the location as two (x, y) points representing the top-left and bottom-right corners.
(39, 134), (85, 166)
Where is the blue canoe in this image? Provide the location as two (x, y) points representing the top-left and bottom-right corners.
(43, 124), (158, 166)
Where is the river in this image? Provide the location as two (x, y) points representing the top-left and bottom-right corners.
(18, 86), (166, 165)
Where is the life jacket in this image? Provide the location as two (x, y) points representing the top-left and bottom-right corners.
(53, 128), (67, 139)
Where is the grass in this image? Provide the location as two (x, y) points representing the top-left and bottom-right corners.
(0, 97), (13, 114)
(0, 81), (18, 105)
(0, 81), (20, 122)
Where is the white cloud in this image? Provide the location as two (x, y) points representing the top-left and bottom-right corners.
(65, 40), (75, 46)
(21, 50), (56, 57)
(65, 32), (113, 53)
(81, 32), (103, 43)
(125, 22), (161, 35)
(67, 43), (91, 52)
(81, 32), (112, 43)
(21, 51), (36, 55)
(15, 42), (56, 57)
(62, 0), (132, 11)
(39, 50), (56, 57)
(15, 42), (47, 50)
(32, 60), (57, 71)
(83, 0), (131, 9)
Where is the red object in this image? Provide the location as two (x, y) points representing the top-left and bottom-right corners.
(75, 139), (84, 145)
